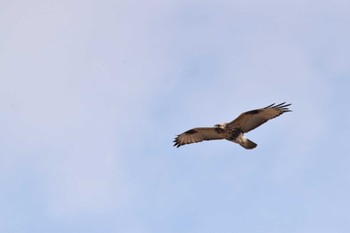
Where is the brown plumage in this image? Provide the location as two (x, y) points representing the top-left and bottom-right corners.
(173, 102), (291, 149)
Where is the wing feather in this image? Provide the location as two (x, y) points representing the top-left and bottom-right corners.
(228, 102), (291, 133)
(173, 127), (225, 147)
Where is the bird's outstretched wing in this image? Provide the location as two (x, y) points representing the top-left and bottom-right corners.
(173, 127), (225, 147)
(228, 102), (292, 133)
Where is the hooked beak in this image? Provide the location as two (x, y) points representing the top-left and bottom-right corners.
(214, 124), (226, 129)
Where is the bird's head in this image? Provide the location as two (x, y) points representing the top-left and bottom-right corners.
(214, 123), (227, 129)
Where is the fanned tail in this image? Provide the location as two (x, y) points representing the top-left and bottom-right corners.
(239, 137), (257, 149)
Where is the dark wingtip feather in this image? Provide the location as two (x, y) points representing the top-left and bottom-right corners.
(265, 102), (292, 112)
(264, 103), (276, 109)
(278, 102), (292, 112)
(173, 136), (182, 148)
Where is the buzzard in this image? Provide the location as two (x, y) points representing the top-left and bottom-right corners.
(173, 102), (291, 149)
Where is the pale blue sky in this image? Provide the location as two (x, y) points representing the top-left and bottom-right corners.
(1, 0), (350, 232)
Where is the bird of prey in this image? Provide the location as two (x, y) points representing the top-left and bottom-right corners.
(173, 102), (291, 149)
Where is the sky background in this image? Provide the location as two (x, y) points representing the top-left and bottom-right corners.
(1, 0), (350, 232)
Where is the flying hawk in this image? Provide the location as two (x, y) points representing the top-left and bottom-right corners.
(173, 102), (291, 149)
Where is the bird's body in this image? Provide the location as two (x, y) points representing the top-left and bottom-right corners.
(173, 102), (291, 149)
